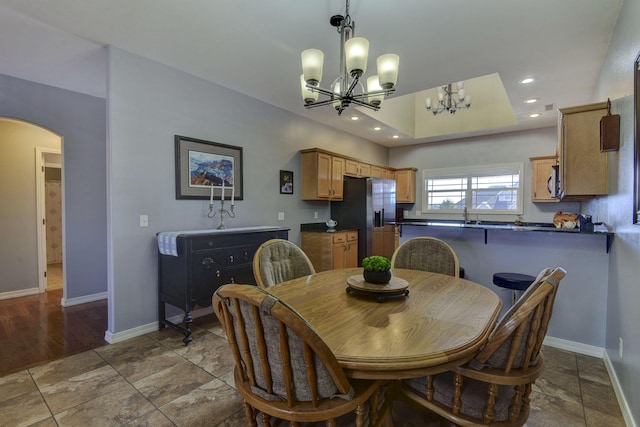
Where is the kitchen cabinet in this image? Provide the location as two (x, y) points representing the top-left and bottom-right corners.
(557, 102), (608, 199)
(395, 167), (417, 203)
(157, 227), (289, 344)
(301, 150), (344, 200)
(373, 225), (399, 259)
(301, 230), (358, 272)
(345, 159), (371, 177)
(530, 156), (559, 202)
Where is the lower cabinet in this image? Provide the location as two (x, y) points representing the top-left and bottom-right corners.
(301, 230), (358, 272)
(157, 226), (289, 344)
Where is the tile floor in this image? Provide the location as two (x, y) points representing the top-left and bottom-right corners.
(0, 314), (626, 427)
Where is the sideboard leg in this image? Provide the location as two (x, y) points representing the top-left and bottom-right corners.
(182, 311), (193, 345)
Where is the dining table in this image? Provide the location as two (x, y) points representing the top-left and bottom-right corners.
(268, 268), (503, 380)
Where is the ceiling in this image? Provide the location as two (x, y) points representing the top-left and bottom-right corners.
(0, 0), (623, 147)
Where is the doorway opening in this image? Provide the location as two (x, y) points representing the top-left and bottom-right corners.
(36, 148), (63, 293)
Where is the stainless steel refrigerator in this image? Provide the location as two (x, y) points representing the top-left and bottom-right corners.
(330, 177), (396, 264)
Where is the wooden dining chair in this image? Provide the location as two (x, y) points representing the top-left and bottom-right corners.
(213, 284), (390, 427)
(253, 239), (316, 288)
(397, 267), (567, 427)
(391, 237), (460, 277)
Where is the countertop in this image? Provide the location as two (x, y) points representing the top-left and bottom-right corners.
(300, 223), (359, 233)
(393, 219), (614, 252)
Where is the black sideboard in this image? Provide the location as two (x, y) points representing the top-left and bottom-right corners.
(157, 226), (289, 344)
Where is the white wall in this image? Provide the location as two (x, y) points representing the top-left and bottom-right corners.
(584, 0), (640, 422)
(106, 47), (389, 334)
(0, 75), (108, 300)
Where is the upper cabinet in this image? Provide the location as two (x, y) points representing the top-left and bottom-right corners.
(530, 156), (558, 202)
(395, 168), (417, 203)
(301, 150), (344, 200)
(557, 102), (608, 199)
(300, 148), (412, 202)
(345, 159), (371, 177)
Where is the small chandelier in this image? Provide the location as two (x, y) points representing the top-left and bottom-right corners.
(300, 0), (399, 116)
(425, 82), (472, 115)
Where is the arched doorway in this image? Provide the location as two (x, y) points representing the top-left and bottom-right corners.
(0, 118), (63, 297)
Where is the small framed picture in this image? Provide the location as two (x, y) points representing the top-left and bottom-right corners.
(280, 170), (293, 194)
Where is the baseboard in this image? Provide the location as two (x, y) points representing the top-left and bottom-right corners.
(104, 306), (213, 344)
(0, 287), (40, 300)
(543, 336), (605, 358)
(105, 321), (158, 344)
(61, 291), (107, 307)
(603, 350), (638, 427)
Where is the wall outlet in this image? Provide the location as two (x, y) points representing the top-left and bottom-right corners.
(139, 214), (149, 227)
(415, 210), (422, 216)
(403, 210), (409, 218)
(278, 212), (285, 221)
(314, 211), (318, 219)
(619, 337), (624, 359)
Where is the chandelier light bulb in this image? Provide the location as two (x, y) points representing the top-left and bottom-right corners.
(345, 37), (369, 77)
(426, 97), (432, 109)
(367, 75), (384, 106)
(464, 95), (472, 106)
(332, 81), (343, 110)
(301, 49), (324, 85)
(456, 81), (465, 90)
(377, 54), (399, 89)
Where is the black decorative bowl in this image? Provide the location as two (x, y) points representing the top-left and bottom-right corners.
(363, 270), (392, 285)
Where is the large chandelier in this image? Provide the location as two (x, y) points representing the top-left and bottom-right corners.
(300, 0), (399, 116)
(425, 82), (472, 115)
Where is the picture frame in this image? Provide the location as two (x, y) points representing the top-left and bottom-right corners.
(280, 170), (294, 194)
(175, 135), (243, 200)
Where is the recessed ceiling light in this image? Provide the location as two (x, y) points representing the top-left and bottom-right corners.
(520, 78), (535, 84)
(529, 113), (541, 118)
(373, 126), (382, 131)
(392, 135), (400, 139)
(525, 98), (538, 104)
(350, 116), (359, 121)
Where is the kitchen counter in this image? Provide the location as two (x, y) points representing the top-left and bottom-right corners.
(300, 223), (359, 233)
(393, 220), (614, 253)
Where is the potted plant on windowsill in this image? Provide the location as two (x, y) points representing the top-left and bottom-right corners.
(362, 255), (392, 284)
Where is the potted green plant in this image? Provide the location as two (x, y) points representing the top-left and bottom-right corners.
(362, 255), (392, 284)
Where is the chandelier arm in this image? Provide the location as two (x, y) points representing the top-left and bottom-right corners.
(348, 98), (380, 111)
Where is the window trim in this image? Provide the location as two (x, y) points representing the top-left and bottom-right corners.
(421, 163), (524, 215)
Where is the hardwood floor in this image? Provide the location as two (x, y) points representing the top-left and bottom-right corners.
(0, 289), (107, 377)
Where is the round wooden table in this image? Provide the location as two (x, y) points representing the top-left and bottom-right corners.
(269, 268), (503, 379)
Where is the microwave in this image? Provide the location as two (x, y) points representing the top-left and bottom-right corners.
(548, 165), (560, 198)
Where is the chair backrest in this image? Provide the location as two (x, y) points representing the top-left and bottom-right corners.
(391, 236), (460, 277)
(253, 239), (316, 288)
(212, 284), (353, 407)
(471, 267), (567, 373)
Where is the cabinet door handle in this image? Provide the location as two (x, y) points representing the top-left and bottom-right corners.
(202, 258), (214, 268)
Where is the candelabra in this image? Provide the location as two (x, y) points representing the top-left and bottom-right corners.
(208, 199), (235, 229)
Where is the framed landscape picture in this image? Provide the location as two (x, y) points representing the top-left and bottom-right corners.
(175, 135), (243, 200)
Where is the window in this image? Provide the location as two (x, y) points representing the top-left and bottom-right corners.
(422, 163), (523, 214)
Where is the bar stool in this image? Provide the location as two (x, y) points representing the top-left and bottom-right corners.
(493, 272), (536, 306)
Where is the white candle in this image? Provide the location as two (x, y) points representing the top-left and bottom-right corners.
(221, 180), (225, 201)
(210, 184), (214, 204)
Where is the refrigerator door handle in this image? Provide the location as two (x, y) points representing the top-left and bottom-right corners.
(374, 210), (381, 228)
(381, 208), (385, 227)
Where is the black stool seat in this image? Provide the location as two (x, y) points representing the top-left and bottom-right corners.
(493, 272), (535, 291)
